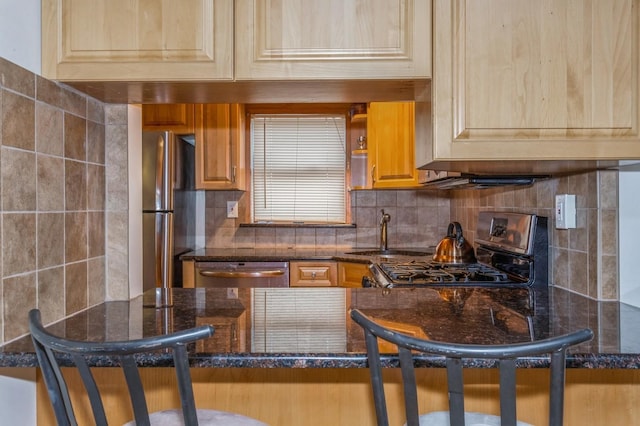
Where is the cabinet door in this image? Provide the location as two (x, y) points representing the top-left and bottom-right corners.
(425, 0), (640, 170)
(235, 0), (431, 80)
(368, 102), (421, 188)
(290, 261), (338, 287)
(338, 262), (371, 288)
(195, 104), (246, 190)
(142, 104), (195, 134)
(42, 0), (233, 81)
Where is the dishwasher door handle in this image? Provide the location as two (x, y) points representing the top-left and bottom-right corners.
(198, 269), (286, 278)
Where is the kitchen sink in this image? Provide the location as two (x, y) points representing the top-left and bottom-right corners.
(345, 249), (432, 258)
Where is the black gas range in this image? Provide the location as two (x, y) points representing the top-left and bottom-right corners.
(365, 211), (549, 292)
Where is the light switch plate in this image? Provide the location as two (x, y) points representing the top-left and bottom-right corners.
(555, 194), (576, 229)
(227, 201), (239, 218)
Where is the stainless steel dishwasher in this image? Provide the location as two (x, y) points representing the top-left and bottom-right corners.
(194, 261), (290, 288)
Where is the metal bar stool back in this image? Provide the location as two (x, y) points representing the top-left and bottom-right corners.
(29, 308), (268, 426)
(350, 309), (593, 426)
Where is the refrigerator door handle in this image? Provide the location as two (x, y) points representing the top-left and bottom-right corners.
(157, 213), (174, 289)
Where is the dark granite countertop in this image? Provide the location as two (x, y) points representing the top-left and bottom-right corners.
(180, 247), (434, 263)
(2, 286), (639, 369)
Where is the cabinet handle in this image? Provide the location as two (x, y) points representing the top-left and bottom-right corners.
(232, 165), (236, 183)
(311, 271), (317, 280)
(371, 165), (376, 185)
(199, 269), (285, 278)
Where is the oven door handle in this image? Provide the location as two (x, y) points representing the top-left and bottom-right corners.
(198, 269), (286, 278)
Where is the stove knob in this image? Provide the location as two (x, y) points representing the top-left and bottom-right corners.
(361, 276), (373, 288)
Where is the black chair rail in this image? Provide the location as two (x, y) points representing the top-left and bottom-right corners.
(30, 308), (217, 426)
(350, 308), (594, 426)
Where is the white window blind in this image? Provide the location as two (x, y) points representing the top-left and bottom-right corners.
(252, 288), (347, 353)
(251, 114), (346, 223)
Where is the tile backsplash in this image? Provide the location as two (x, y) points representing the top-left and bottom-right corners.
(0, 58), (107, 343)
(450, 170), (618, 301)
(203, 189), (451, 251)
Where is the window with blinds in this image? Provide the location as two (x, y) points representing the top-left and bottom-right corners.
(252, 288), (347, 353)
(251, 114), (347, 224)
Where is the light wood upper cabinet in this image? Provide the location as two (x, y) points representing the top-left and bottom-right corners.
(422, 0), (640, 171)
(43, 0), (429, 82)
(367, 102), (421, 188)
(42, 0), (233, 81)
(142, 104), (196, 134)
(195, 104), (246, 190)
(233, 0), (431, 80)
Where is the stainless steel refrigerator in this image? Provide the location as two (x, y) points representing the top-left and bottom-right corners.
(142, 131), (196, 306)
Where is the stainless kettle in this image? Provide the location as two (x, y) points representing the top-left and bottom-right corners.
(433, 222), (477, 264)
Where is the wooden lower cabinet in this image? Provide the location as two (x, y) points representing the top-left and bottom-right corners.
(289, 261), (338, 287)
(36, 368), (640, 425)
(338, 262), (372, 288)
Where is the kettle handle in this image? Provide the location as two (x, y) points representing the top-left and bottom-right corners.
(448, 221), (466, 247)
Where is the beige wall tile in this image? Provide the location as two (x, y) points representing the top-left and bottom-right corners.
(88, 211), (105, 257)
(65, 211), (87, 262)
(2, 90), (34, 150)
(2, 148), (36, 211)
(87, 164), (105, 210)
(600, 255), (618, 300)
(106, 212), (128, 301)
(37, 154), (65, 211)
(36, 76), (64, 109)
(87, 257), (105, 307)
(37, 213), (65, 269)
(87, 120), (105, 164)
(64, 113), (86, 161)
(37, 267), (65, 324)
(3, 273), (36, 341)
(3, 213), (36, 276)
(65, 261), (87, 315)
(87, 98), (105, 124)
(65, 159), (87, 211)
(255, 228), (277, 249)
(105, 124), (129, 212)
(36, 102), (63, 156)
(0, 57), (35, 96)
(601, 210), (618, 256)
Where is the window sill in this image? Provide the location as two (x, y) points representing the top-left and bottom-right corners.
(240, 223), (356, 229)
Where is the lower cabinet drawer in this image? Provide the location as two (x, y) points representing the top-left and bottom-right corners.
(289, 261), (338, 287)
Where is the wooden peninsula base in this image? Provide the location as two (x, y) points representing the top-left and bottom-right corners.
(37, 368), (640, 425)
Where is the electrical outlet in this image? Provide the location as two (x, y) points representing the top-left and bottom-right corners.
(227, 201), (239, 218)
(555, 194), (576, 229)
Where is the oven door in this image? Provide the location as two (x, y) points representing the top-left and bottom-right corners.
(195, 261), (290, 288)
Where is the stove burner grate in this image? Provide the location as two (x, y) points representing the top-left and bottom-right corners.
(379, 261), (510, 285)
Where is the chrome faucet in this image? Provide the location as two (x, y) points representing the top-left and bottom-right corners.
(380, 209), (391, 252)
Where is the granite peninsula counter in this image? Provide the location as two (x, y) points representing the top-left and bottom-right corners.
(4, 286), (640, 425)
(1, 286), (639, 368)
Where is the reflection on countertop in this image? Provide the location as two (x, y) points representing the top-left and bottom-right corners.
(1, 286), (638, 369)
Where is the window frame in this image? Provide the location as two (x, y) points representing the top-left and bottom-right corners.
(245, 104), (354, 226)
